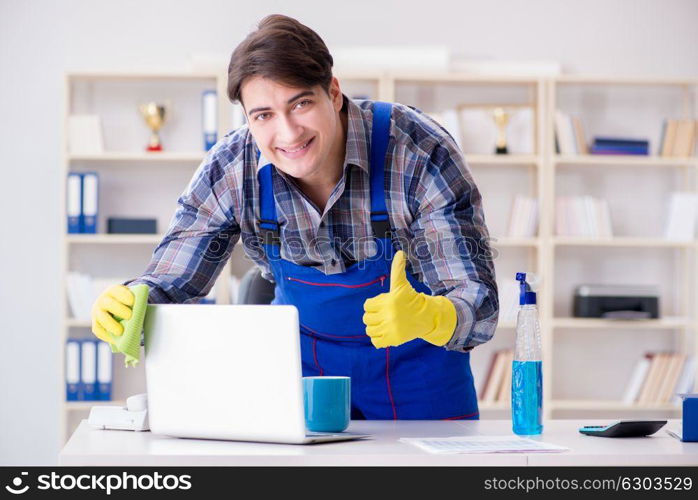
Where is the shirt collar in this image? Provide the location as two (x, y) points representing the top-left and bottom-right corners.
(255, 94), (370, 174)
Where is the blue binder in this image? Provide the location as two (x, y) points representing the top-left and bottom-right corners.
(65, 339), (81, 401)
(81, 172), (99, 233)
(80, 339), (98, 400)
(96, 340), (113, 400)
(202, 90), (217, 151)
(67, 173), (83, 234)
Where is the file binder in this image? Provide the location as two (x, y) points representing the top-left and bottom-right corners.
(81, 172), (99, 233)
(66, 339), (81, 401)
(97, 340), (113, 400)
(202, 90), (217, 151)
(67, 173), (83, 233)
(80, 339), (98, 400)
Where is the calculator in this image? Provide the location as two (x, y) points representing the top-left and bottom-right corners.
(579, 420), (667, 437)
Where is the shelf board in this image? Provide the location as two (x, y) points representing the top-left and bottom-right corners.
(555, 155), (697, 168)
(68, 152), (206, 163)
(497, 321), (517, 329)
(66, 400), (125, 411)
(67, 234), (164, 244)
(67, 71), (218, 81)
(392, 73), (542, 85)
(334, 71), (383, 81)
(479, 402), (510, 410)
(66, 318), (91, 328)
(553, 317), (690, 330)
(553, 237), (694, 248)
(465, 154), (540, 166)
(491, 237), (539, 247)
(554, 75), (698, 86)
(551, 399), (681, 411)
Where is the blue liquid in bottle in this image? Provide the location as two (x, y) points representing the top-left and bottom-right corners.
(512, 360), (543, 435)
(512, 273), (543, 436)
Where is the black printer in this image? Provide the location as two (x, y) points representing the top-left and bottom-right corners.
(573, 285), (660, 319)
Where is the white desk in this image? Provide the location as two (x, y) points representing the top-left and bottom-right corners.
(59, 419), (697, 466)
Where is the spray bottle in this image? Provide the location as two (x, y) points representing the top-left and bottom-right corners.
(512, 272), (543, 435)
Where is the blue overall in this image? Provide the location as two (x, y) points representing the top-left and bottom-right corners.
(257, 102), (479, 420)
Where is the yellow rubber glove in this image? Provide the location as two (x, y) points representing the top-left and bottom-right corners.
(91, 285), (134, 345)
(362, 250), (457, 349)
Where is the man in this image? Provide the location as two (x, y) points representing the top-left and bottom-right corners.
(92, 14), (498, 420)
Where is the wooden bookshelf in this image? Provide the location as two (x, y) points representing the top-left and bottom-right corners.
(547, 75), (697, 419)
(69, 152), (206, 163)
(551, 399), (681, 412)
(59, 70), (698, 444)
(552, 237), (695, 248)
(555, 154), (698, 168)
(67, 234), (166, 245)
(60, 71), (232, 445)
(552, 317), (690, 330)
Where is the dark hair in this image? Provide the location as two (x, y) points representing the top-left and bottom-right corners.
(227, 15), (334, 105)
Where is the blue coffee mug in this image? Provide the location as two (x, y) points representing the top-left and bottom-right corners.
(303, 376), (350, 433)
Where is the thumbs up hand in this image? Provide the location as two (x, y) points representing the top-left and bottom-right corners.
(362, 251), (457, 349)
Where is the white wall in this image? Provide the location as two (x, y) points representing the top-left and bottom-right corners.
(1, 0), (697, 465)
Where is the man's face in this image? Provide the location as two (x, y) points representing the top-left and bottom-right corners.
(241, 76), (344, 182)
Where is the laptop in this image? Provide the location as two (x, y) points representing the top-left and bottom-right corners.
(143, 304), (369, 444)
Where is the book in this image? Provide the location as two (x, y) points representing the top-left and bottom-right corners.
(571, 116), (588, 154)
(554, 196), (612, 238)
(65, 339), (81, 401)
(554, 110), (577, 155)
(555, 197), (568, 236)
(80, 339), (98, 401)
(657, 120), (667, 156)
(661, 120), (679, 157)
(66, 272), (93, 320)
(81, 173), (99, 233)
(622, 356), (652, 404)
(593, 137), (650, 146)
(67, 173), (82, 234)
(671, 356), (696, 404)
(480, 350), (499, 398)
(641, 352), (675, 404)
(96, 340), (113, 400)
(498, 281), (520, 323)
(507, 195), (539, 237)
(590, 137), (649, 155)
(482, 350), (508, 402)
(657, 354), (686, 404)
(672, 120), (696, 157)
(664, 192), (698, 241)
(590, 148), (648, 155)
(637, 352), (658, 404)
(597, 199), (613, 238)
(67, 115), (104, 155)
(496, 350), (514, 403)
(202, 90), (217, 151)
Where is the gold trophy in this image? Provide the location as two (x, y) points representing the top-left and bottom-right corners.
(139, 102), (167, 152)
(492, 107), (510, 155)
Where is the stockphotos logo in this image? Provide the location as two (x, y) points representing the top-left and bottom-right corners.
(4, 472), (29, 495)
(3, 471), (192, 496)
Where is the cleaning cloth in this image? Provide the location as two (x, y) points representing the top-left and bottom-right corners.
(109, 284), (149, 367)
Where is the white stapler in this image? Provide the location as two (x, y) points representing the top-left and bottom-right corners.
(87, 393), (150, 431)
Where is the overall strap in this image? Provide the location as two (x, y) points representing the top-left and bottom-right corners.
(369, 102), (392, 240)
(257, 157), (281, 259)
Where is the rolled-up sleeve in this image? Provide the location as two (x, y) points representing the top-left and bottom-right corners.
(406, 140), (499, 352)
(124, 153), (240, 304)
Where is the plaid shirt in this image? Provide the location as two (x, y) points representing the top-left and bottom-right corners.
(126, 96), (498, 352)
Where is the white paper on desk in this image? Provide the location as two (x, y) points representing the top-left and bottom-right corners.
(399, 436), (570, 454)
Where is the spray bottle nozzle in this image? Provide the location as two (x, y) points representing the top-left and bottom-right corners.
(515, 272), (537, 305)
